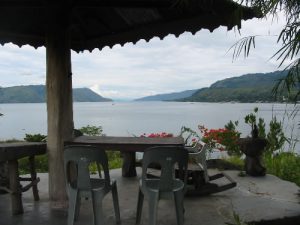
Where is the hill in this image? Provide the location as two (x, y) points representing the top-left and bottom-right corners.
(0, 85), (112, 103)
(135, 89), (198, 101)
(181, 71), (292, 102)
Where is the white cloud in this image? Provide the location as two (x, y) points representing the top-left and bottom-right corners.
(0, 14), (287, 99)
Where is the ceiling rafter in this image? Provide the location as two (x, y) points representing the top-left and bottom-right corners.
(0, 0), (174, 8)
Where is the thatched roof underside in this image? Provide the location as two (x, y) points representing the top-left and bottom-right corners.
(0, 0), (261, 52)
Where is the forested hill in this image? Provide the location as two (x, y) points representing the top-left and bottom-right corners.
(181, 70), (291, 103)
(0, 85), (112, 103)
(135, 89), (198, 101)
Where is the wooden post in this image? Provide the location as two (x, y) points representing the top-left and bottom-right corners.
(8, 160), (23, 214)
(122, 152), (137, 177)
(28, 156), (39, 201)
(46, 5), (74, 206)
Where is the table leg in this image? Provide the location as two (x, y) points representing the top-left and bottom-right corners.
(8, 160), (23, 215)
(29, 156), (39, 201)
(122, 152), (137, 177)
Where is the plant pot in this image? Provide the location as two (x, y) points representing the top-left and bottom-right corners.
(238, 138), (267, 176)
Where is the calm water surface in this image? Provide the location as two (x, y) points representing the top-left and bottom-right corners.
(0, 102), (299, 152)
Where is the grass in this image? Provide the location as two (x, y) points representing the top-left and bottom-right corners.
(263, 152), (300, 186)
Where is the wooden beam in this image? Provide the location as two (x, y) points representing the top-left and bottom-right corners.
(0, 0), (174, 8)
(46, 5), (74, 205)
(74, 0), (174, 8)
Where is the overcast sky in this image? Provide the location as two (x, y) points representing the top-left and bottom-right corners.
(0, 14), (287, 100)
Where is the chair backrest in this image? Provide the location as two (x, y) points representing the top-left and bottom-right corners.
(187, 142), (209, 164)
(64, 145), (110, 190)
(142, 146), (188, 191)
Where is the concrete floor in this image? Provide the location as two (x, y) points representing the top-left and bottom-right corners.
(0, 168), (299, 225)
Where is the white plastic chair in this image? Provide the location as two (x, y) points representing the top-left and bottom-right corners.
(136, 146), (188, 225)
(64, 145), (121, 225)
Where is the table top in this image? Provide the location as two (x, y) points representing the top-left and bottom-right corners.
(65, 136), (184, 152)
(0, 142), (46, 161)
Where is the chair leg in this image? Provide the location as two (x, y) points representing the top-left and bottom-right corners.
(148, 192), (159, 225)
(174, 191), (184, 225)
(111, 182), (121, 224)
(136, 188), (144, 225)
(75, 194), (81, 221)
(92, 192), (104, 225)
(68, 189), (79, 225)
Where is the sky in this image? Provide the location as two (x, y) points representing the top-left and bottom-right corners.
(0, 13), (287, 101)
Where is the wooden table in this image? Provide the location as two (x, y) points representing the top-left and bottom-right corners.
(66, 136), (184, 177)
(0, 142), (46, 215)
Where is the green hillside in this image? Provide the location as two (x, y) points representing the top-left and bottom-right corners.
(0, 85), (112, 103)
(182, 71), (294, 103)
(135, 89), (198, 101)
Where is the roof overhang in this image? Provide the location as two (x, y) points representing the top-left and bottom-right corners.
(0, 0), (262, 52)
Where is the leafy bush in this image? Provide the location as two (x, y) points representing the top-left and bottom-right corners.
(199, 124), (241, 156)
(78, 125), (103, 136)
(24, 133), (47, 142)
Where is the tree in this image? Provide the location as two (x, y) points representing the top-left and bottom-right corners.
(232, 0), (300, 100)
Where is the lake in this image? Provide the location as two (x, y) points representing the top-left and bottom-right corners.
(0, 102), (299, 152)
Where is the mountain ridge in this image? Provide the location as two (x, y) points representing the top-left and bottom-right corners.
(135, 89), (198, 101)
(0, 85), (112, 103)
(181, 70), (291, 102)
(133, 70), (292, 103)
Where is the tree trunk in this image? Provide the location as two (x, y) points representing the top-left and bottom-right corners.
(46, 14), (73, 205)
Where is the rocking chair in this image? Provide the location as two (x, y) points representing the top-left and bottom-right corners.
(184, 142), (236, 196)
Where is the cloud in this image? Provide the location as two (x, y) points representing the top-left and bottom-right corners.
(0, 14), (287, 100)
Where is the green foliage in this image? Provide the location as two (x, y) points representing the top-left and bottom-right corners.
(257, 118), (266, 138)
(236, 0), (300, 101)
(24, 133), (47, 142)
(229, 36), (256, 61)
(225, 120), (239, 131)
(242, 107), (286, 153)
(266, 117), (286, 152)
(199, 125), (241, 156)
(244, 109), (257, 131)
(263, 152), (300, 186)
(78, 125), (103, 136)
(19, 154), (48, 174)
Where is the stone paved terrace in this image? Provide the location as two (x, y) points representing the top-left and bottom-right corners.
(0, 169), (299, 225)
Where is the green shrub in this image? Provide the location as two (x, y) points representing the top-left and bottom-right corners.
(24, 133), (47, 142)
(263, 152), (300, 186)
(78, 125), (103, 136)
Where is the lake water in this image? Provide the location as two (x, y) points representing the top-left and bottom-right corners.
(0, 102), (299, 152)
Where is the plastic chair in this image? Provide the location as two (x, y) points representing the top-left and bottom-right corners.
(136, 146), (188, 225)
(64, 145), (121, 225)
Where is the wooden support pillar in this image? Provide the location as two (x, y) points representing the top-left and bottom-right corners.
(8, 160), (23, 215)
(46, 7), (74, 205)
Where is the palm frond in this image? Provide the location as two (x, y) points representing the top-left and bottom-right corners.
(228, 36), (256, 61)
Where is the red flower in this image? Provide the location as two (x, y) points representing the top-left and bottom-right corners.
(141, 132), (174, 138)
